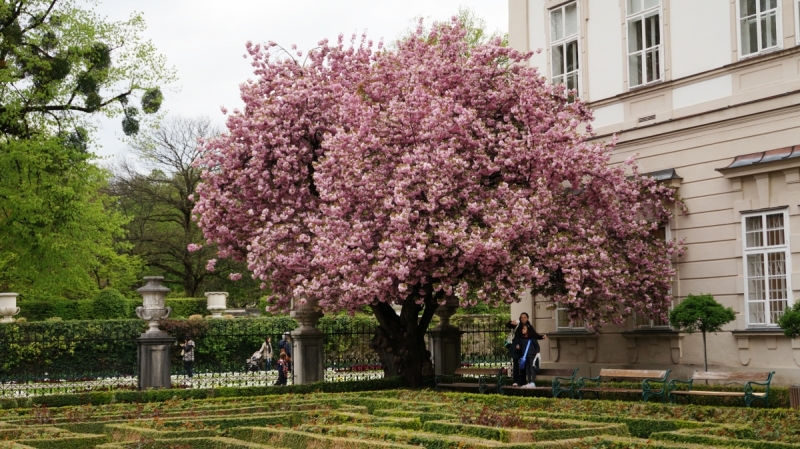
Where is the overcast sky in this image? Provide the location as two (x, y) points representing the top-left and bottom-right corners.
(90, 1), (509, 161)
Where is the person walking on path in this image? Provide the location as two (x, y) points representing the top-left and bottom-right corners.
(259, 337), (273, 371)
(181, 337), (195, 378)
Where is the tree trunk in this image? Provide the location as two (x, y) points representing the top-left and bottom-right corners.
(702, 330), (708, 372)
(370, 287), (440, 388)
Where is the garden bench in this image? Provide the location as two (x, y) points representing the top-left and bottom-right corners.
(577, 369), (670, 402)
(501, 368), (579, 398)
(435, 367), (506, 394)
(668, 371), (774, 407)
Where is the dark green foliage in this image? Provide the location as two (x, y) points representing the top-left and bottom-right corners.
(92, 288), (129, 319)
(141, 88), (163, 114)
(669, 294), (735, 371)
(669, 294), (735, 334)
(777, 301), (800, 339)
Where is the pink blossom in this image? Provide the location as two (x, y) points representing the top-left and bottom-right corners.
(206, 259), (217, 272)
(187, 243), (203, 253)
(193, 19), (684, 327)
(229, 272), (242, 281)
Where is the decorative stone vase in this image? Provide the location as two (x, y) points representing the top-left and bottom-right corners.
(0, 292), (20, 323)
(205, 292), (228, 318)
(136, 276), (172, 336)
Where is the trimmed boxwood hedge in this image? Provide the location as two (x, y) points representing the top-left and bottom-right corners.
(0, 376), (402, 410)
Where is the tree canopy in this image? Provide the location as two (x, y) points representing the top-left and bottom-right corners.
(193, 19), (682, 385)
(0, 0), (173, 138)
(669, 293), (735, 371)
(0, 0), (173, 297)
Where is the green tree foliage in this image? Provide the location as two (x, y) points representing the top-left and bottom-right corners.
(0, 136), (141, 296)
(0, 0), (174, 137)
(110, 117), (261, 302)
(777, 301), (800, 339)
(0, 0), (172, 297)
(91, 287), (128, 319)
(669, 293), (736, 371)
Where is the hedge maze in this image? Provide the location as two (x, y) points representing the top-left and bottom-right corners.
(1, 389), (799, 448)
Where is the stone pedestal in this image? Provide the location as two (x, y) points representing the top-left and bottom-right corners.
(290, 298), (324, 385)
(430, 298), (463, 376)
(137, 335), (174, 390)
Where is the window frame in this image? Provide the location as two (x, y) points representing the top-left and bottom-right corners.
(548, 1), (581, 96)
(556, 307), (586, 331)
(741, 209), (793, 328)
(795, 0), (800, 46)
(625, 0), (664, 89)
(736, 0), (782, 59)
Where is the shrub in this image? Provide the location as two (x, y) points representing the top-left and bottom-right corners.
(92, 289), (129, 319)
(777, 301), (800, 339)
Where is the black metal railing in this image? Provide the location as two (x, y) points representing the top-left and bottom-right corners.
(0, 316), (509, 397)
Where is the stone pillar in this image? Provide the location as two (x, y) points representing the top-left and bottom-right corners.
(290, 298), (324, 384)
(430, 298), (462, 376)
(0, 292), (20, 323)
(510, 289), (533, 322)
(135, 276), (174, 390)
(137, 335), (174, 390)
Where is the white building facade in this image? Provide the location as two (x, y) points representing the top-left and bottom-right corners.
(509, 0), (800, 384)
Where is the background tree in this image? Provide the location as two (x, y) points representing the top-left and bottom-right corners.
(669, 293), (736, 371)
(193, 20), (682, 387)
(110, 116), (261, 301)
(0, 0), (173, 298)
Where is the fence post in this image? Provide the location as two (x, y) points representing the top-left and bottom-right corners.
(430, 298), (462, 376)
(135, 276), (174, 390)
(290, 298), (325, 384)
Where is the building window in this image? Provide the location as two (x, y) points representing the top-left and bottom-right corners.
(626, 0), (662, 88)
(795, 0), (800, 45)
(743, 210), (791, 327)
(550, 2), (579, 94)
(635, 224), (672, 329)
(556, 308), (586, 331)
(739, 0), (780, 57)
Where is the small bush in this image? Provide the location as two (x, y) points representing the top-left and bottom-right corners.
(92, 289), (129, 320)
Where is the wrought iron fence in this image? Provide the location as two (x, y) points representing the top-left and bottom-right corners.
(0, 316), (509, 397)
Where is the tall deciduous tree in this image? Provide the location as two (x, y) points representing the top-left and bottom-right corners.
(0, 0), (173, 297)
(193, 20), (683, 386)
(111, 116), (261, 300)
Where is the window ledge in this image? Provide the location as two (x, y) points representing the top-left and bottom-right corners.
(731, 329), (785, 337)
(621, 330), (683, 363)
(731, 329), (796, 366)
(547, 331), (598, 363)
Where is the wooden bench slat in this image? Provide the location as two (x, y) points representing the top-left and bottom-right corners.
(580, 388), (644, 394)
(692, 371), (771, 382)
(598, 369), (668, 378)
(536, 369), (576, 377)
(453, 368), (499, 376)
(671, 391), (746, 397)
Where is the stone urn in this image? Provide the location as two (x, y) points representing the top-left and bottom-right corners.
(205, 291), (228, 318)
(136, 276), (172, 336)
(0, 292), (20, 323)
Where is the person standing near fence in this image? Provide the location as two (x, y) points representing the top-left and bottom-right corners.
(181, 337), (195, 378)
(506, 312), (545, 386)
(275, 352), (288, 385)
(259, 337), (273, 371)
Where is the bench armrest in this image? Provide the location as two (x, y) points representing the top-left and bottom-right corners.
(553, 375), (575, 383)
(435, 374), (454, 386)
(667, 378), (693, 392)
(576, 375), (600, 389)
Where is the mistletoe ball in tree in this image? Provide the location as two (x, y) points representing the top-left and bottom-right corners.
(193, 19), (683, 387)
